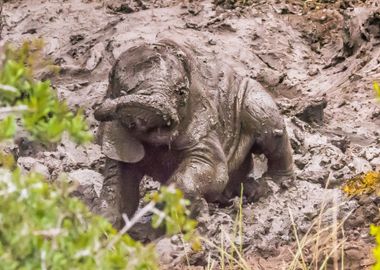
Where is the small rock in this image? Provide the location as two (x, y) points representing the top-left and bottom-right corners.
(295, 155), (309, 169)
(300, 168), (329, 185)
(156, 238), (176, 265)
(257, 68), (284, 87)
(296, 97), (327, 124)
(107, 3), (134, 13)
(338, 100), (347, 108)
(294, 128), (305, 144)
(358, 195), (372, 206)
(85, 43), (104, 71)
(57, 138), (102, 169)
(70, 34), (85, 45)
(33, 163), (50, 179)
(17, 157), (50, 179)
(370, 157), (380, 170)
(307, 68), (319, 76)
(290, 135), (304, 154)
(68, 169), (103, 197)
(361, 146), (380, 161)
(319, 156), (331, 166)
(253, 154), (268, 179)
(129, 217), (165, 242)
(371, 110), (380, 119)
(22, 28), (37, 35)
(333, 165), (351, 179)
(330, 136), (350, 153)
(45, 37), (60, 55)
(208, 39), (217, 45)
(330, 160), (345, 171)
(17, 156), (35, 170)
(349, 157), (372, 174)
(187, 3), (202, 15)
(304, 133), (328, 149)
(345, 248), (363, 261)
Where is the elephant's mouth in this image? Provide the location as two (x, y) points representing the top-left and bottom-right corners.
(118, 103), (176, 133)
(98, 99), (179, 163)
(95, 94), (180, 144)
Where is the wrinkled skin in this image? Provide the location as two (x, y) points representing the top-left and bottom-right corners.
(94, 39), (294, 229)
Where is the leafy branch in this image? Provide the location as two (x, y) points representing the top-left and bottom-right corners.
(0, 40), (92, 144)
(0, 40), (198, 269)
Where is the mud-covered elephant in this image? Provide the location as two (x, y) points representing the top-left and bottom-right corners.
(94, 39), (294, 228)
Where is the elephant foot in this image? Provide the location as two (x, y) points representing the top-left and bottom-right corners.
(266, 171), (295, 190)
(243, 176), (274, 203)
(188, 196), (210, 233)
(92, 198), (123, 230)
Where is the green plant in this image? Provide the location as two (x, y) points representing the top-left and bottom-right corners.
(0, 41), (198, 269)
(374, 81), (380, 101)
(0, 167), (157, 269)
(0, 40), (92, 144)
(371, 225), (380, 270)
(342, 171), (380, 196)
(150, 186), (198, 242)
(371, 81), (380, 270)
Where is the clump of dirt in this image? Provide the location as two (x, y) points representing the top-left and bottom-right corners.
(213, 0), (252, 10)
(2, 0), (380, 268)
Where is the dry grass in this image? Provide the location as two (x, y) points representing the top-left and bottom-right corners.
(287, 198), (353, 270)
(202, 186), (251, 270)
(190, 182), (358, 270)
(288, 176), (355, 270)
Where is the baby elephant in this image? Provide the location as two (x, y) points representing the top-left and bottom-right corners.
(94, 39), (293, 228)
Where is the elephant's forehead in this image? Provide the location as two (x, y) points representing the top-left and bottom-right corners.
(115, 57), (185, 92)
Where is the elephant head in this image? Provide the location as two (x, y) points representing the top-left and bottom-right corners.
(94, 41), (191, 163)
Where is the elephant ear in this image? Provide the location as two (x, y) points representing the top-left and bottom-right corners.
(101, 121), (145, 163)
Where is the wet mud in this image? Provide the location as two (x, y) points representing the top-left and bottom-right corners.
(2, 0), (380, 268)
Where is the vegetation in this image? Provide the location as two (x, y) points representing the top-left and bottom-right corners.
(0, 168), (157, 269)
(371, 81), (380, 270)
(374, 82), (380, 102)
(341, 82), (380, 270)
(371, 225), (380, 270)
(0, 41), (197, 269)
(342, 171), (380, 196)
(0, 40), (91, 144)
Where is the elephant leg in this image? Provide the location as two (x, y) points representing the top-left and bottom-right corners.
(168, 133), (228, 217)
(223, 155), (273, 203)
(219, 155), (253, 204)
(241, 79), (294, 187)
(263, 129), (294, 181)
(99, 158), (143, 230)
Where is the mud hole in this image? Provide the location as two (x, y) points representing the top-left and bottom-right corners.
(2, 0), (380, 269)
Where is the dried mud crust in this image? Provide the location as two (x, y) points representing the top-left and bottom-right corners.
(2, 0), (380, 268)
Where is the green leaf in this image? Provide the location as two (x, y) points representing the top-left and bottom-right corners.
(0, 84), (18, 95)
(0, 115), (16, 141)
(374, 82), (380, 101)
(1, 41), (92, 145)
(0, 40), (197, 270)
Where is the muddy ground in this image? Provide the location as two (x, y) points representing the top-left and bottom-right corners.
(1, 0), (380, 269)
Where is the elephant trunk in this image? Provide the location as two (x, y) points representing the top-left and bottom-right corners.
(94, 94), (179, 131)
